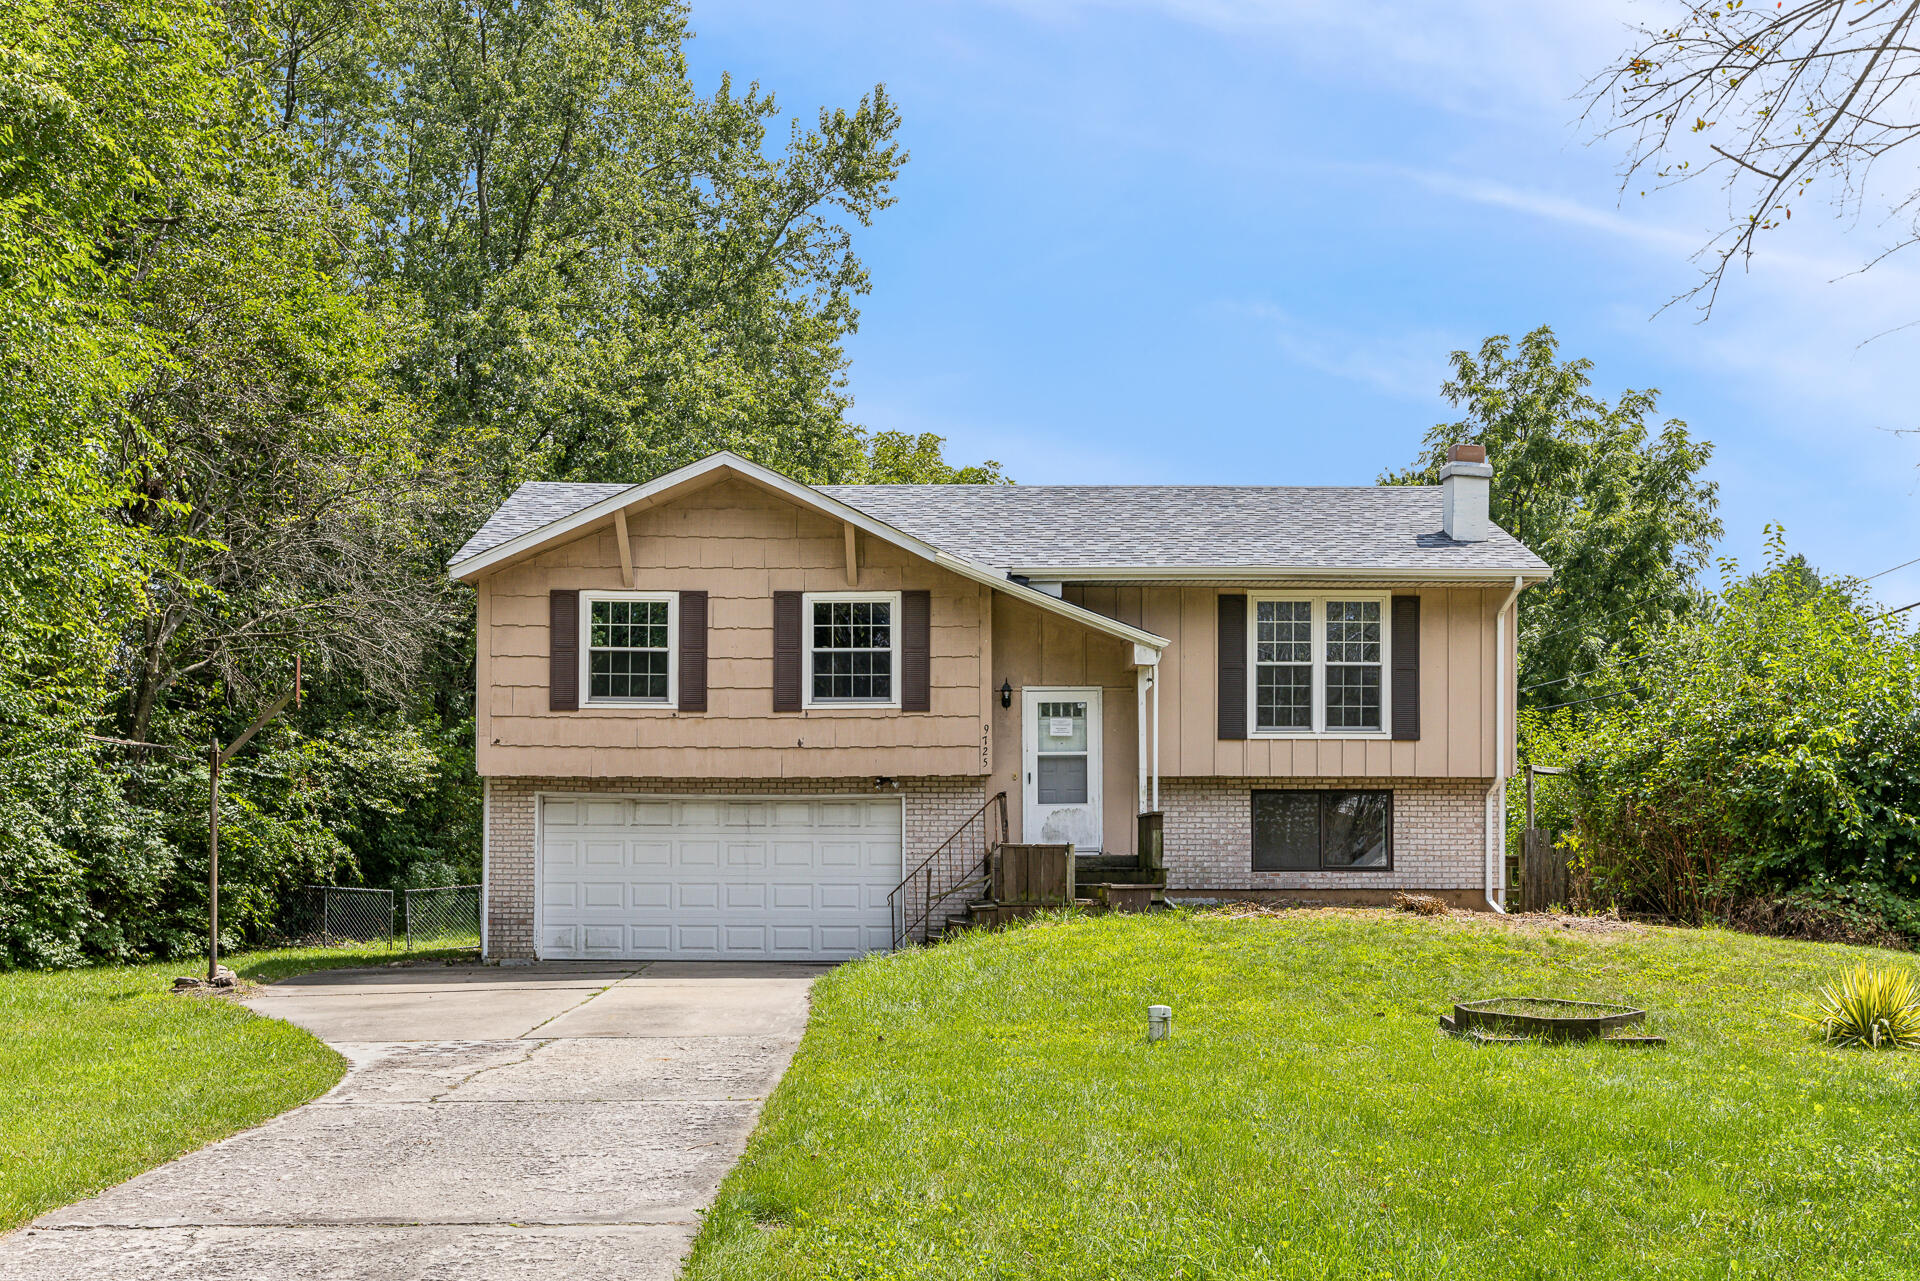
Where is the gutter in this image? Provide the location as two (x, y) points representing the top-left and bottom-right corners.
(1487, 574), (1523, 914)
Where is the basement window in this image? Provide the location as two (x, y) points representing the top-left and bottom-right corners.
(1251, 790), (1392, 871)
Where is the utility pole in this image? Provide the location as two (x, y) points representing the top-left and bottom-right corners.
(208, 656), (301, 983)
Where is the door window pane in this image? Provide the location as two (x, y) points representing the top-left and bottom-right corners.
(1037, 701), (1089, 751)
(1037, 755), (1089, 805)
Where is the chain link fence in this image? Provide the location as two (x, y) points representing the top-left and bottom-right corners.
(403, 884), (481, 951)
(283, 886), (396, 947)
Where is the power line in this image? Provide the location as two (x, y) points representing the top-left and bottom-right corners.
(1530, 688), (1628, 714)
(1861, 555), (1920, 583)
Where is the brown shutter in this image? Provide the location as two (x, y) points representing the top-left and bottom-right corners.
(901, 590), (930, 712)
(549, 589), (579, 711)
(1391, 595), (1421, 741)
(1217, 593), (1247, 740)
(772, 590), (802, 712)
(678, 590), (708, 712)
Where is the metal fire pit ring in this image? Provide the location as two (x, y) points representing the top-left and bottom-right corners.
(1440, 997), (1664, 1046)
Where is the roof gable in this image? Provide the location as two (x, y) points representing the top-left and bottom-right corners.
(447, 452), (1171, 653)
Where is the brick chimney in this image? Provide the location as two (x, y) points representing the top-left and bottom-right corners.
(1440, 443), (1492, 542)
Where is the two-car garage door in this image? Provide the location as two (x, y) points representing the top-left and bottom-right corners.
(538, 795), (903, 960)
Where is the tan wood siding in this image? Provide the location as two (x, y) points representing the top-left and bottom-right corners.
(1062, 584), (1507, 781)
(478, 478), (988, 779)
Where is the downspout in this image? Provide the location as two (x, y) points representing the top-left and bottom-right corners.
(1486, 574), (1523, 914)
(480, 777), (491, 958)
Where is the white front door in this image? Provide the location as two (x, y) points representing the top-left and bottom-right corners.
(1022, 688), (1103, 851)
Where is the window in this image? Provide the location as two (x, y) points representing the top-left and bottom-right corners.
(1249, 595), (1389, 734)
(1254, 600), (1313, 730)
(1252, 790), (1392, 871)
(804, 591), (900, 706)
(1324, 600), (1383, 729)
(1034, 700), (1091, 804)
(582, 592), (676, 705)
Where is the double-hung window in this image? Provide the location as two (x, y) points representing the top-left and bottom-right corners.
(803, 591), (900, 707)
(1249, 595), (1388, 734)
(582, 591), (676, 706)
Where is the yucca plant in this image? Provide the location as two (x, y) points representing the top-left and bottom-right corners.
(1798, 964), (1920, 1049)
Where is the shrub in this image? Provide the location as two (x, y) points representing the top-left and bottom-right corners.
(1798, 964), (1920, 1049)
(1523, 533), (1920, 927)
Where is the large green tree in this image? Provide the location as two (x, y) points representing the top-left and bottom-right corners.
(270, 0), (923, 494)
(1385, 327), (1722, 710)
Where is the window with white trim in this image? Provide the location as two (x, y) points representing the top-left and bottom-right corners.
(582, 591), (676, 705)
(804, 591), (900, 706)
(1249, 595), (1389, 734)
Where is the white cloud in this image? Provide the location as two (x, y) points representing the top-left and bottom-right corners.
(1224, 302), (1457, 402)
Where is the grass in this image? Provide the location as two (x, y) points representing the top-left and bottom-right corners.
(685, 909), (1920, 1281)
(0, 940), (476, 1231)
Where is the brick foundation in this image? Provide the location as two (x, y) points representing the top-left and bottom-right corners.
(1159, 776), (1493, 898)
(483, 775), (988, 959)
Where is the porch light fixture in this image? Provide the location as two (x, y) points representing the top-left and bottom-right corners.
(999, 679), (1012, 709)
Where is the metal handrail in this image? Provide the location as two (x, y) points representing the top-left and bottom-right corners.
(887, 791), (1008, 948)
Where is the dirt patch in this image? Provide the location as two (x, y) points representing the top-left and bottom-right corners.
(1200, 901), (1647, 937)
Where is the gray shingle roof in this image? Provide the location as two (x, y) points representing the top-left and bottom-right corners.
(451, 478), (1549, 577)
(452, 481), (631, 564)
(818, 484), (1549, 575)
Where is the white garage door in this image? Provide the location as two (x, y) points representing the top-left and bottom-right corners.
(538, 795), (904, 960)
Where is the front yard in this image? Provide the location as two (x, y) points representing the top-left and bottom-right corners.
(686, 909), (1920, 1280)
(0, 943), (474, 1231)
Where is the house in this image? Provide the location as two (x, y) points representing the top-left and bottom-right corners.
(448, 446), (1550, 961)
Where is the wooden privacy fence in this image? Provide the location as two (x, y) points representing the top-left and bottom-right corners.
(1519, 831), (1571, 912)
(1519, 763), (1573, 912)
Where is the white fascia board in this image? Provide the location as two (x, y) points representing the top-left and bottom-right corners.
(1008, 564), (1553, 584)
(930, 552), (1167, 650)
(446, 449), (1171, 653)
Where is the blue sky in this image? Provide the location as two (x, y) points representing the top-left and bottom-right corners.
(684, 0), (1920, 607)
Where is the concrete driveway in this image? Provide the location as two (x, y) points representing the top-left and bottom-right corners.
(0, 961), (824, 1280)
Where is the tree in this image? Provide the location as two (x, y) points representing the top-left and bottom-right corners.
(114, 179), (458, 745)
(1384, 327), (1722, 709)
(1585, 1), (1920, 313)
(1529, 532), (1920, 927)
(853, 431), (1007, 484)
(272, 0), (914, 494)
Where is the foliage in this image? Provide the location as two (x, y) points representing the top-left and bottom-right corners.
(1524, 531), (1920, 925)
(274, 0), (911, 491)
(0, 0), (1000, 969)
(1384, 326), (1721, 709)
(1585, 2), (1920, 311)
(1798, 963), (1920, 1051)
(686, 911), (1920, 1280)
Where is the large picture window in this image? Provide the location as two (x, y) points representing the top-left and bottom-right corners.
(1252, 790), (1392, 871)
(804, 591), (901, 706)
(1249, 595), (1389, 734)
(582, 591), (676, 705)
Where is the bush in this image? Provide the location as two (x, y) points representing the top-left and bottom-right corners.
(1525, 533), (1920, 929)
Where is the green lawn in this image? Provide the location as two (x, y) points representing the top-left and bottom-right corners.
(686, 910), (1920, 1281)
(0, 941), (476, 1231)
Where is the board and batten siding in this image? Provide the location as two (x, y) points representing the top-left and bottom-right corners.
(1060, 584), (1516, 782)
(477, 477), (992, 779)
